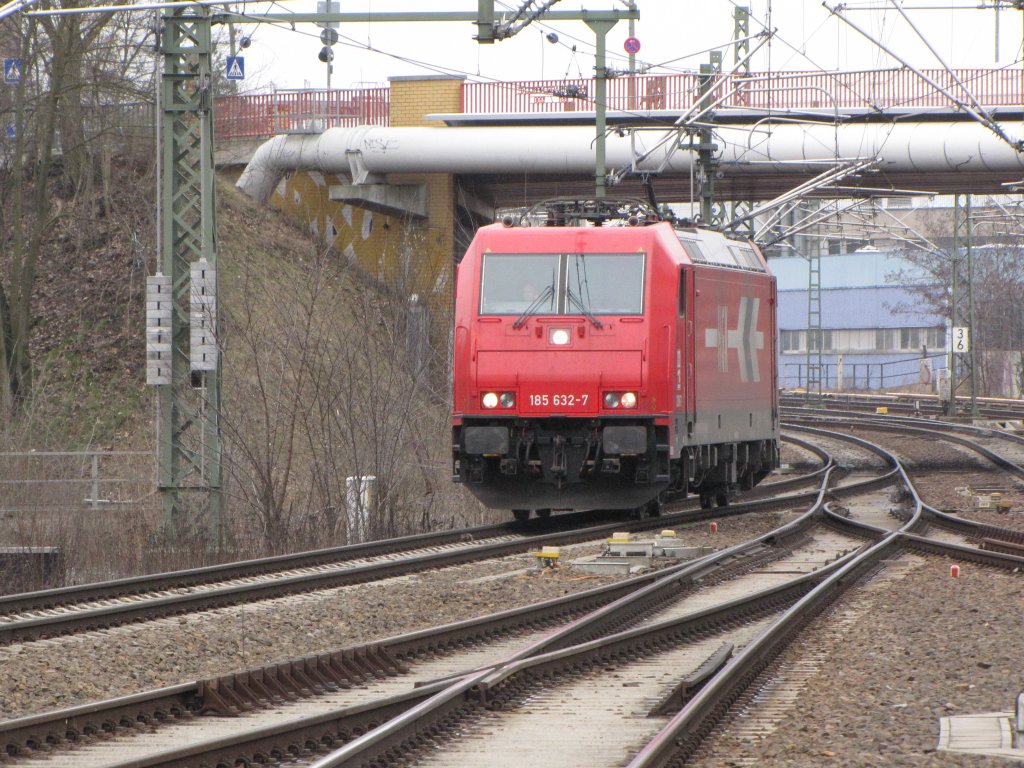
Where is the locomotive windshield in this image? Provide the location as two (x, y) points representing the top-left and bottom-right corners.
(479, 254), (560, 315)
(480, 253), (645, 316)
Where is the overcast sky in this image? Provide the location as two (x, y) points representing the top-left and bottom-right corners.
(226, 1), (1024, 93)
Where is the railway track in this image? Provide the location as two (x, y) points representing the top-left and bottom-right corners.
(1, 447), (851, 767)
(781, 390), (1024, 421)
(8, 424), (1024, 767)
(299, 431), (1023, 768)
(0, 436), (836, 647)
(785, 415), (1024, 548)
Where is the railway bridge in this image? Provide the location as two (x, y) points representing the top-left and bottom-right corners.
(221, 68), (1024, 299)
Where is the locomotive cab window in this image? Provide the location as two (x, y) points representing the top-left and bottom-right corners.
(566, 253), (644, 315)
(480, 252), (645, 316)
(479, 254), (560, 315)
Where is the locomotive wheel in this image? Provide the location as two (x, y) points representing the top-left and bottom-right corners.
(535, 508), (552, 519)
(512, 509), (530, 523)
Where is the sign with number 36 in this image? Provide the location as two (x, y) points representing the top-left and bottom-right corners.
(952, 326), (970, 353)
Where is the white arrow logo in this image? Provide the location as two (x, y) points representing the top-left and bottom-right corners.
(703, 296), (764, 383)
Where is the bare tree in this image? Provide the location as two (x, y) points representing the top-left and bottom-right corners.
(891, 230), (1024, 397)
(215, 203), (487, 556)
(0, 6), (154, 419)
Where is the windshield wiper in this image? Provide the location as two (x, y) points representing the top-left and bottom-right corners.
(512, 284), (555, 329)
(566, 287), (604, 329)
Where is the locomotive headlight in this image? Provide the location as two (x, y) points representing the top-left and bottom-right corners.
(604, 391), (638, 409)
(549, 327), (571, 346)
(499, 392), (515, 408)
(482, 392), (499, 409)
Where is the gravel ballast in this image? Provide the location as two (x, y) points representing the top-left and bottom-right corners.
(7, 426), (1020, 767)
(0, 510), (790, 720)
(694, 559), (1024, 767)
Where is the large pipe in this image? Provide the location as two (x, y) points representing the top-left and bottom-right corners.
(237, 121), (1024, 203)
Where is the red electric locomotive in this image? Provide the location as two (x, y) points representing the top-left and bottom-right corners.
(451, 200), (779, 521)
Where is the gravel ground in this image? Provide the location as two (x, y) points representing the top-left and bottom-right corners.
(790, 432), (892, 473)
(0, 509), (791, 721)
(687, 424), (1024, 766)
(779, 440), (823, 469)
(847, 428), (1024, 531)
(9, 424), (1015, 766)
(695, 558), (1024, 767)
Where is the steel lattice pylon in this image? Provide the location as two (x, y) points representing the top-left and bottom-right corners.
(948, 193), (978, 417)
(158, 9), (223, 540)
(697, 52), (723, 227)
(729, 6), (755, 239)
(805, 247), (823, 403)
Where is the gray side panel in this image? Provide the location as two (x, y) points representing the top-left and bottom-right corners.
(680, 406), (778, 449)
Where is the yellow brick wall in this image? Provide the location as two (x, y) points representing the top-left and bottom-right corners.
(389, 76), (464, 127)
(271, 170), (431, 284)
(388, 76), (464, 313)
(267, 76), (465, 313)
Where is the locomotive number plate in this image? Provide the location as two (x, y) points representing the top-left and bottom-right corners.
(527, 393), (590, 408)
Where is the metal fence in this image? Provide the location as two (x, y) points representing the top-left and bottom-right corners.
(781, 353), (948, 392)
(0, 451), (156, 515)
(214, 87), (390, 139)
(83, 68), (1024, 143)
(461, 67), (1024, 115)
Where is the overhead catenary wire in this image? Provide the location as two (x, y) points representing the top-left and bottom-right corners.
(824, 1), (1024, 152)
(885, 0), (1011, 139)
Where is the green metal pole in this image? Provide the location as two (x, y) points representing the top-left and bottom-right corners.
(158, 8), (223, 542)
(730, 7), (754, 237)
(948, 194), (978, 418)
(965, 195), (979, 417)
(586, 19), (616, 199)
(697, 52), (722, 226)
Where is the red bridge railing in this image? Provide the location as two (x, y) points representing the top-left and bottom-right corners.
(213, 68), (1024, 141)
(462, 68), (1024, 113)
(214, 87), (390, 139)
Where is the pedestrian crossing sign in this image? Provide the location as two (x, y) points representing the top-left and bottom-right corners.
(226, 56), (244, 80)
(4, 58), (21, 85)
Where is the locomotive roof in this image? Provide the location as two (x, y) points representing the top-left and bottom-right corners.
(472, 221), (769, 274)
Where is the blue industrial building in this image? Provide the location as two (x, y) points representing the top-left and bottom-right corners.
(770, 250), (948, 392)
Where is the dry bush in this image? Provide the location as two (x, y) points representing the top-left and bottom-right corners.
(216, 190), (492, 558)
(0, 399), (158, 593)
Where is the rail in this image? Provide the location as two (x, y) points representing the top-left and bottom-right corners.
(7, 424), (1022, 766)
